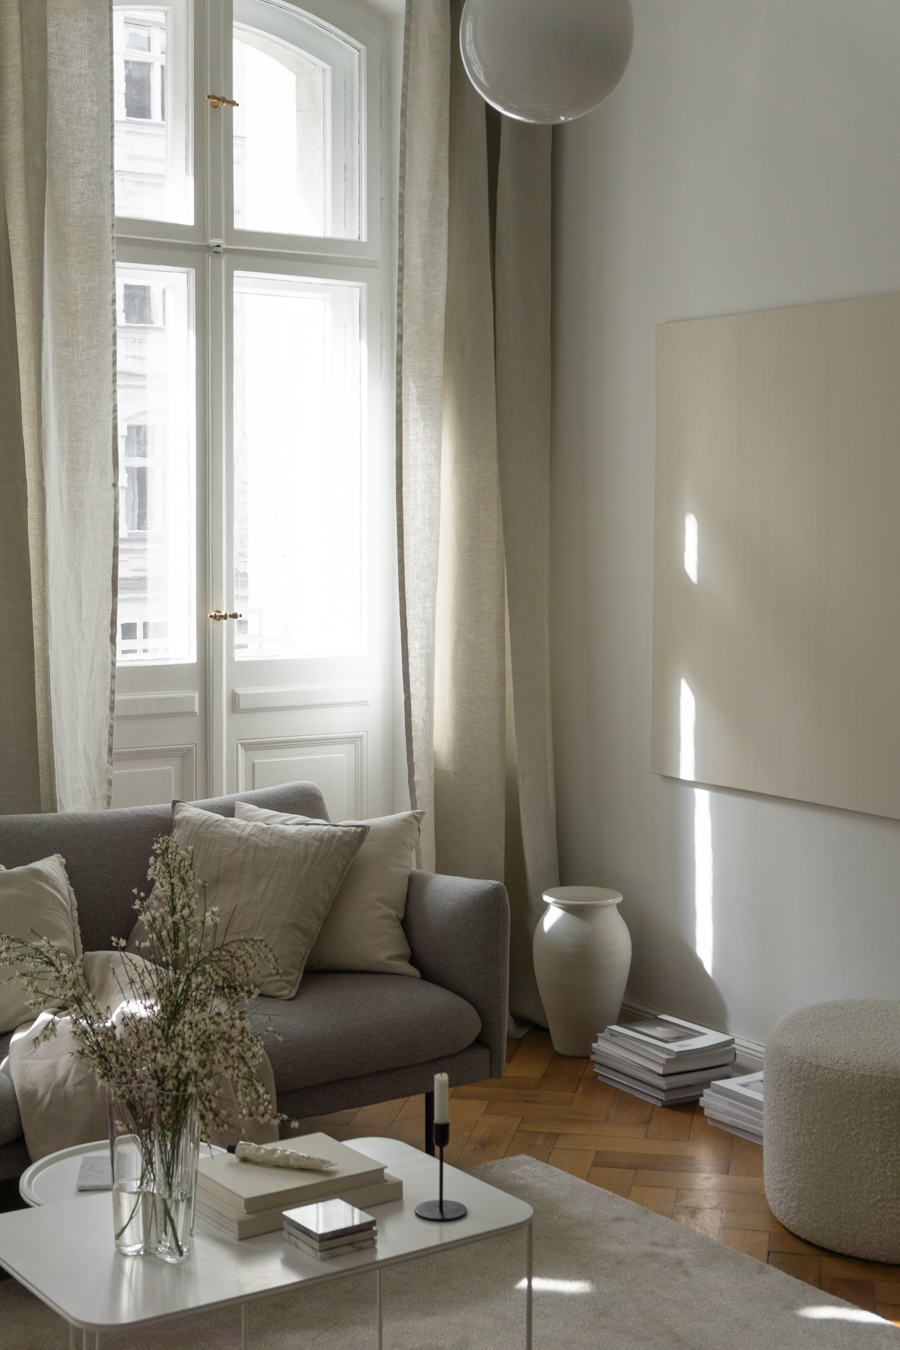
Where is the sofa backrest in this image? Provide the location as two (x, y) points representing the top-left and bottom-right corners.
(0, 782), (328, 952)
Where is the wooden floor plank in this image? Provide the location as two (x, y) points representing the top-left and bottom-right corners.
(719, 1208), (789, 1234)
(454, 1113), (522, 1168)
(628, 1186), (677, 1219)
(608, 1091), (654, 1125)
(547, 1147), (595, 1181)
(350, 1098), (408, 1131)
(728, 1136), (765, 1177)
(505, 1130), (558, 1164)
(672, 1206), (721, 1240)
(718, 1227), (770, 1262)
(820, 1277), (876, 1311)
(452, 1086), (575, 1106)
(875, 1305), (900, 1327)
(496, 1114), (649, 1136)
(675, 1187), (771, 1212)
(766, 1230), (827, 1256)
(587, 1166), (635, 1198)
(646, 1105), (694, 1140)
(874, 1283), (900, 1304)
(767, 1252), (820, 1286)
(505, 1029), (555, 1080)
(540, 1053), (590, 1094)
(686, 1112), (734, 1160)
(571, 1072), (617, 1117)
(633, 1169), (763, 1191)
(473, 1101), (642, 1125)
(594, 1151), (729, 1173)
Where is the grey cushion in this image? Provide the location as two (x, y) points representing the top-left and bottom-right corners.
(0, 1031), (22, 1148)
(250, 973), (482, 1095)
(0, 783), (329, 952)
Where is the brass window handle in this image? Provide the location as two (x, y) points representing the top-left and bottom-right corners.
(207, 94), (238, 109)
(209, 610), (242, 621)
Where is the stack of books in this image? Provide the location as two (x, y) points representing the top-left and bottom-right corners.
(701, 1071), (764, 1143)
(283, 1197), (377, 1260)
(196, 1133), (402, 1239)
(591, 1015), (736, 1106)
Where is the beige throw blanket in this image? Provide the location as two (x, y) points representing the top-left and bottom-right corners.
(9, 951), (279, 1161)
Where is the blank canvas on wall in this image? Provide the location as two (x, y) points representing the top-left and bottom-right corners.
(652, 292), (900, 821)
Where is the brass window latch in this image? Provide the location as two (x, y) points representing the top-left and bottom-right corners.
(209, 610), (242, 621)
(207, 94), (238, 109)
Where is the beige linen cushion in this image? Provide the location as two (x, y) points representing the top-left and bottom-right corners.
(234, 803), (423, 978)
(126, 802), (368, 999)
(0, 855), (83, 1034)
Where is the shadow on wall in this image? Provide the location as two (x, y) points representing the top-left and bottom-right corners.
(625, 920), (728, 1034)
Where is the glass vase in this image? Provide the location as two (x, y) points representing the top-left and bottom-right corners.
(108, 1083), (201, 1263)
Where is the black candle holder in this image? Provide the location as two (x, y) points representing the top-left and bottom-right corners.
(414, 1121), (468, 1222)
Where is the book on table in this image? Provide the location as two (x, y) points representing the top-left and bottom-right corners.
(196, 1133), (385, 1215)
(196, 1173), (403, 1240)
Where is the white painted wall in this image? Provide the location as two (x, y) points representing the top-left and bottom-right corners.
(550, 0), (900, 1048)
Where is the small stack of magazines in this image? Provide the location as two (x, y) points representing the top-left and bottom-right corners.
(701, 1071), (764, 1143)
(283, 1197), (377, 1260)
(591, 1014), (736, 1106)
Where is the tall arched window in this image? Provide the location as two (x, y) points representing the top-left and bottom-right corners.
(112, 0), (397, 822)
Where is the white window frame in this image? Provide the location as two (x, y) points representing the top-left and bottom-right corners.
(114, 0), (397, 805)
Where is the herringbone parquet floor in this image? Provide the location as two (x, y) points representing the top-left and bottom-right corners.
(295, 1027), (900, 1325)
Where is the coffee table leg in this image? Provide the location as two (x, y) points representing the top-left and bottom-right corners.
(525, 1219), (533, 1350)
(376, 1267), (383, 1350)
(242, 1301), (249, 1348)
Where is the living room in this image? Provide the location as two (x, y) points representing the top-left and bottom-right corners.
(2, 0), (900, 1346)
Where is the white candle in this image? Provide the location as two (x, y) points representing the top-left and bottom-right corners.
(433, 1072), (449, 1124)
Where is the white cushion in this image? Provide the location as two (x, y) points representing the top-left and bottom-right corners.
(127, 802), (367, 999)
(0, 855), (83, 1035)
(234, 804), (423, 978)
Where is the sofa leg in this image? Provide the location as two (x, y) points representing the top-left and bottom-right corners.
(424, 1090), (435, 1156)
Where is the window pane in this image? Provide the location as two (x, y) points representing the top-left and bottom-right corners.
(114, 4), (192, 224)
(233, 0), (363, 240)
(233, 273), (363, 659)
(116, 264), (195, 664)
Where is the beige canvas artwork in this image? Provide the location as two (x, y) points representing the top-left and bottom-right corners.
(652, 292), (900, 821)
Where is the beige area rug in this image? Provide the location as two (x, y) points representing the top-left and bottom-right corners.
(0, 1156), (898, 1349)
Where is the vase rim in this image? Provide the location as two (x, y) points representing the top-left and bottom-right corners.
(542, 886), (622, 907)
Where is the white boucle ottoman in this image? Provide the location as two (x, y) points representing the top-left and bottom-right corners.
(764, 1000), (900, 1262)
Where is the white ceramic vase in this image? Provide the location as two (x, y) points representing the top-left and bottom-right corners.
(533, 886), (632, 1057)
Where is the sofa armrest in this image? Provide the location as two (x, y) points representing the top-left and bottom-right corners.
(403, 871), (509, 1080)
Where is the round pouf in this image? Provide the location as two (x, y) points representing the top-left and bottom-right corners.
(764, 1000), (900, 1262)
(533, 886), (632, 1057)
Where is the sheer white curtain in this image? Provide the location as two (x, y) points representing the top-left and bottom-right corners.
(396, 0), (558, 1024)
(0, 0), (118, 814)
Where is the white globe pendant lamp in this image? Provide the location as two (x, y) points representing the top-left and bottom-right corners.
(460, 0), (634, 125)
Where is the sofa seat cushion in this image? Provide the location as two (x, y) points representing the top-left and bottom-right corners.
(250, 973), (482, 1095)
(0, 1031), (22, 1147)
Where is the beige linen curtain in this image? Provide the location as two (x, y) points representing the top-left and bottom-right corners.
(396, 0), (558, 1024)
(0, 0), (118, 814)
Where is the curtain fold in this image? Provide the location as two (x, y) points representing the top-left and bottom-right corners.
(0, 0), (118, 814)
(396, 0), (558, 1024)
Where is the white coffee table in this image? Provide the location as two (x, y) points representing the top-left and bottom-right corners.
(1, 1136), (534, 1350)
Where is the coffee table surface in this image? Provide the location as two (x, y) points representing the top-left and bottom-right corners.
(0, 1136), (533, 1333)
(19, 1139), (225, 1207)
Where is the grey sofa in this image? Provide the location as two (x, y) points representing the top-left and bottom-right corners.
(0, 782), (510, 1181)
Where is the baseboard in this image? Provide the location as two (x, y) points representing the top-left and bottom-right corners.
(619, 997), (765, 1072)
